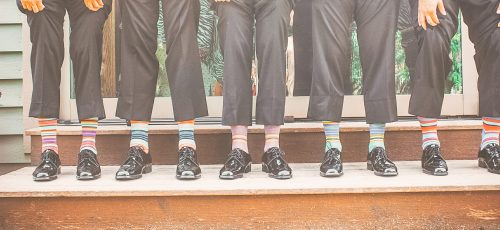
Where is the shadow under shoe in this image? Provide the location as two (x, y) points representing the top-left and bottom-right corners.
(32, 149), (61, 181)
(262, 147), (292, 179)
(478, 144), (500, 174)
(320, 148), (344, 177)
(177, 147), (202, 180)
(76, 149), (102, 180)
(115, 146), (152, 180)
(219, 148), (252, 180)
(367, 147), (398, 177)
(421, 144), (448, 176)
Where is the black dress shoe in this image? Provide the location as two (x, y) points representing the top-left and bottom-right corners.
(320, 148), (343, 177)
(478, 144), (500, 174)
(367, 147), (398, 176)
(262, 147), (292, 179)
(115, 146), (152, 180)
(32, 149), (61, 181)
(219, 148), (252, 180)
(177, 146), (201, 180)
(76, 149), (101, 180)
(421, 144), (448, 176)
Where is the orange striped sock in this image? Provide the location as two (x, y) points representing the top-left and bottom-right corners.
(481, 117), (500, 150)
(39, 118), (58, 154)
(80, 118), (98, 154)
(130, 120), (150, 153)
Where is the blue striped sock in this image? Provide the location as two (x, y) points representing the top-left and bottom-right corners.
(130, 121), (149, 153)
(369, 123), (386, 152)
(179, 120), (196, 150)
(323, 121), (342, 152)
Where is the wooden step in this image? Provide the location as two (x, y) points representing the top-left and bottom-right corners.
(26, 120), (483, 166)
(1, 161), (499, 229)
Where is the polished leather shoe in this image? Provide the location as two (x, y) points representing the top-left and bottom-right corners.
(177, 146), (201, 180)
(219, 148), (252, 180)
(367, 147), (398, 176)
(421, 144), (448, 176)
(115, 146), (152, 180)
(262, 147), (292, 179)
(478, 144), (500, 174)
(76, 150), (101, 180)
(320, 148), (343, 177)
(32, 149), (61, 181)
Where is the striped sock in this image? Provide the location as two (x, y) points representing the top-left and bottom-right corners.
(130, 120), (149, 153)
(178, 120), (196, 150)
(418, 117), (440, 149)
(80, 118), (98, 154)
(264, 125), (280, 152)
(323, 121), (342, 152)
(39, 118), (58, 154)
(369, 123), (386, 152)
(231, 125), (249, 152)
(481, 117), (500, 150)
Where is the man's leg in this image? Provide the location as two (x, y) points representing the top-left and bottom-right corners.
(355, 0), (399, 176)
(307, 0), (354, 177)
(18, 0), (66, 181)
(255, 0), (293, 179)
(115, 0), (157, 180)
(461, 0), (500, 174)
(162, 0), (208, 179)
(215, 1), (255, 180)
(66, 0), (112, 180)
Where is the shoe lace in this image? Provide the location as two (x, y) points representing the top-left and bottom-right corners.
(325, 149), (341, 162)
(490, 145), (500, 159)
(122, 147), (144, 166)
(78, 151), (98, 167)
(178, 147), (197, 166)
(225, 149), (246, 167)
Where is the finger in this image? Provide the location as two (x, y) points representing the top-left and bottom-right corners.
(497, 3), (500, 14)
(85, 1), (97, 11)
(418, 12), (426, 30)
(430, 11), (440, 25)
(97, 0), (104, 7)
(437, 0), (447, 16)
(31, 0), (39, 13)
(21, 1), (28, 10)
(36, 1), (45, 11)
(92, 0), (101, 9)
(26, 1), (33, 11)
(426, 15), (437, 27)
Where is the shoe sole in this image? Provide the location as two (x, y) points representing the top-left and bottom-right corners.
(320, 170), (344, 178)
(219, 163), (252, 180)
(367, 162), (398, 177)
(176, 173), (202, 180)
(478, 159), (500, 174)
(33, 167), (61, 182)
(77, 173), (101, 180)
(262, 163), (292, 179)
(422, 168), (448, 176)
(115, 164), (152, 180)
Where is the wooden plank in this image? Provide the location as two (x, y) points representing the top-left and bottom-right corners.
(0, 136), (28, 163)
(0, 0), (22, 24)
(0, 163), (29, 176)
(0, 24), (22, 52)
(0, 108), (23, 135)
(1, 161), (498, 197)
(0, 79), (22, 107)
(25, 119), (484, 136)
(0, 192), (499, 229)
(100, 0), (116, 98)
(0, 52), (22, 79)
(30, 128), (481, 165)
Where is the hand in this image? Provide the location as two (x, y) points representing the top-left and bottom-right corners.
(83, 0), (104, 12)
(418, 0), (447, 30)
(497, 3), (499, 27)
(214, 0), (230, 2)
(20, 0), (45, 13)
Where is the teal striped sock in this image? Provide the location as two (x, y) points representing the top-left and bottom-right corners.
(369, 123), (386, 152)
(323, 121), (342, 152)
(130, 121), (149, 153)
(178, 120), (196, 150)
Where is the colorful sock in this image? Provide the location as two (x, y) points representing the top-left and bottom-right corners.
(418, 117), (440, 149)
(231, 125), (248, 152)
(369, 123), (386, 152)
(130, 120), (149, 153)
(264, 125), (280, 152)
(39, 118), (59, 154)
(80, 118), (98, 154)
(323, 121), (342, 152)
(481, 117), (500, 150)
(178, 120), (196, 150)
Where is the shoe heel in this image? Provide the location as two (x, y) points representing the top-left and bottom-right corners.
(245, 162), (252, 173)
(478, 159), (487, 168)
(262, 163), (269, 173)
(367, 161), (374, 171)
(143, 164), (153, 174)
